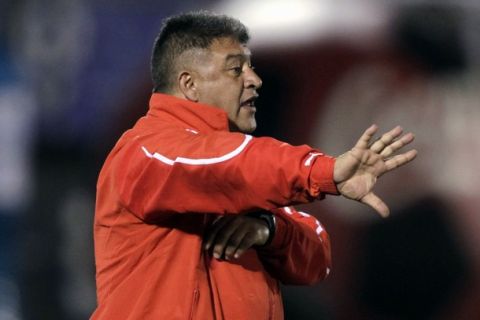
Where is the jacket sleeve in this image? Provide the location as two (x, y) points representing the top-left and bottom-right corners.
(258, 206), (332, 285)
(107, 130), (338, 221)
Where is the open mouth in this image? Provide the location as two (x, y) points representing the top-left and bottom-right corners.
(240, 95), (258, 108)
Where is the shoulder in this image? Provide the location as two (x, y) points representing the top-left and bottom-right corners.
(119, 120), (252, 165)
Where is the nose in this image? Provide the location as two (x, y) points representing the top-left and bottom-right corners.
(244, 67), (262, 90)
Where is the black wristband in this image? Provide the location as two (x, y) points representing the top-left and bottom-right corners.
(247, 211), (276, 246)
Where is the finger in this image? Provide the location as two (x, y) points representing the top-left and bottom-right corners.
(226, 217), (271, 259)
(361, 192), (390, 218)
(370, 126), (403, 153)
(212, 219), (242, 259)
(384, 149), (418, 172)
(380, 132), (415, 158)
(354, 124), (379, 149)
(224, 227), (249, 260)
(204, 215), (232, 251)
(204, 216), (228, 251)
(232, 233), (258, 259)
(231, 220), (270, 259)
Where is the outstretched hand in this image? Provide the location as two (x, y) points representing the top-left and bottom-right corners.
(334, 125), (417, 217)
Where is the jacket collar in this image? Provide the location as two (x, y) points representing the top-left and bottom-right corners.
(148, 93), (230, 133)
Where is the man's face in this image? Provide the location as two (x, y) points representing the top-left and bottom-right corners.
(191, 37), (262, 133)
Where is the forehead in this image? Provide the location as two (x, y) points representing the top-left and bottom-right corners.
(207, 37), (251, 61)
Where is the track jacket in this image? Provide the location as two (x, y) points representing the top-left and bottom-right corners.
(92, 93), (339, 319)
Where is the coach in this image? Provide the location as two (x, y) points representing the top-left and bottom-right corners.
(91, 11), (416, 319)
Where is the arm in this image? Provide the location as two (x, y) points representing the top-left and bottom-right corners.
(107, 124), (415, 221)
(200, 125), (416, 283)
(257, 206), (331, 285)
(202, 206), (331, 285)
(108, 131), (338, 221)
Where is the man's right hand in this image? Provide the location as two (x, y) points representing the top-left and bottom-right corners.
(204, 215), (270, 261)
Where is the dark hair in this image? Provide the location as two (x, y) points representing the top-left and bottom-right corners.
(151, 11), (250, 93)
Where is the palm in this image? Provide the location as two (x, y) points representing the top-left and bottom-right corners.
(334, 125), (417, 217)
(337, 151), (381, 197)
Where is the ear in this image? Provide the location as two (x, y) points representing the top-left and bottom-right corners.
(178, 71), (199, 102)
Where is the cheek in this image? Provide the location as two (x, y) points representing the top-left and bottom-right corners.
(199, 77), (243, 112)
(223, 89), (243, 115)
(207, 80), (239, 101)
(237, 107), (256, 123)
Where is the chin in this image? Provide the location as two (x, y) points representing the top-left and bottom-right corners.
(238, 119), (257, 133)
(241, 127), (256, 134)
(230, 118), (257, 133)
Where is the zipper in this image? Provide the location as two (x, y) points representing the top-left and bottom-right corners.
(268, 280), (277, 320)
(189, 288), (200, 320)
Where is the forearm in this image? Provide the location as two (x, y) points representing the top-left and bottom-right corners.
(257, 207), (331, 285)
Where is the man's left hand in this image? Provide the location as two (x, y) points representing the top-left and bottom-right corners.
(204, 215), (270, 260)
(334, 124), (417, 217)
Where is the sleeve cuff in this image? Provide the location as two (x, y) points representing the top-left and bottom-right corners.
(309, 156), (339, 197)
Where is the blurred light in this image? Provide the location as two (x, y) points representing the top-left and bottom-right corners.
(227, 0), (328, 33)
(214, 0), (389, 48)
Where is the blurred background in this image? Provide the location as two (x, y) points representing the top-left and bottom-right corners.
(1, 0), (479, 319)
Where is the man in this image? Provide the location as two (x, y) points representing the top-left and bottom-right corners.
(91, 11), (417, 319)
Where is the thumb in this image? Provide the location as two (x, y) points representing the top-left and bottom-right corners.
(361, 192), (390, 218)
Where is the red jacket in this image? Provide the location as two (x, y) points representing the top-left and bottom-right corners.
(92, 93), (338, 319)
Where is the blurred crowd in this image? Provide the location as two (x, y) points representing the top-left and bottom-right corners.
(0, 0), (479, 319)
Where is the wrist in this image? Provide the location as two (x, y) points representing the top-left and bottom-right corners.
(247, 211), (276, 246)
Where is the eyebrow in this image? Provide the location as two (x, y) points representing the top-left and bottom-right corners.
(225, 53), (251, 63)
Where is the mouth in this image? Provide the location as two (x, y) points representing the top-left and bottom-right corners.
(240, 95), (258, 108)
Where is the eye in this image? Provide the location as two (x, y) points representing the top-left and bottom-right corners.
(230, 66), (243, 76)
